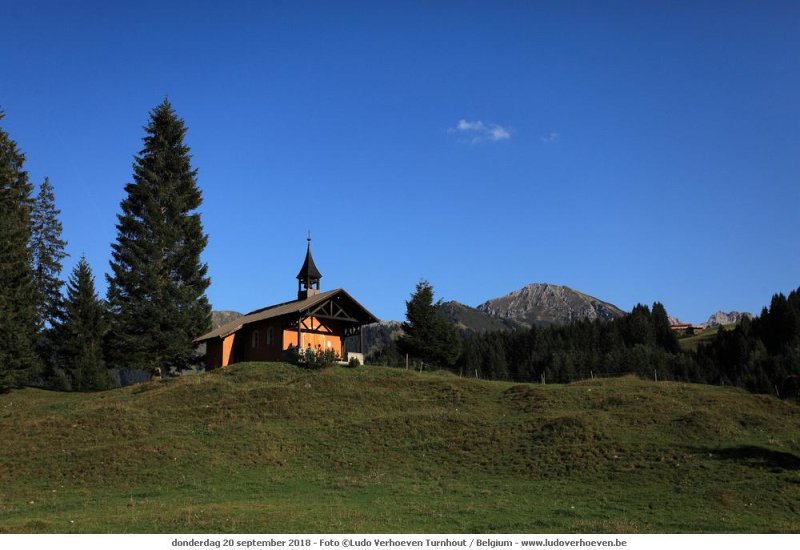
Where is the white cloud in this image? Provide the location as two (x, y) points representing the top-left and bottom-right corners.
(490, 126), (511, 141)
(450, 119), (511, 144)
(457, 119), (483, 131)
(540, 132), (560, 144)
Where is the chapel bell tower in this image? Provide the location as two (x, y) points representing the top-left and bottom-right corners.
(297, 235), (322, 300)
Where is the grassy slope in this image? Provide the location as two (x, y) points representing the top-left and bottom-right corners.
(1, 363), (799, 534)
(678, 324), (737, 352)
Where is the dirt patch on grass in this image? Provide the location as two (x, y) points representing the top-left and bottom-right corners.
(705, 488), (745, 507)
(672, 410), (742, 440)
(533, 415), (607, 446)
(595, 392), (660, 410)
(502, 385), (559, 412)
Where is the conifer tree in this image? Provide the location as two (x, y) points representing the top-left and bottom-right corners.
(650, 302), (680, 353)
(0, 111), (40, 390)
(31, 177), (68, 329)
(397, 280), (462, 369)
(106, 99), (211, 377)
(56, 257), (114, 391)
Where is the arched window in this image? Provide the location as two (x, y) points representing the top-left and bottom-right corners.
(252, 330), (259, 349)
(266, 326), (274, 346)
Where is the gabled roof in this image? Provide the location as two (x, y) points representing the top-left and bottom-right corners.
(195, 288), (379, 343)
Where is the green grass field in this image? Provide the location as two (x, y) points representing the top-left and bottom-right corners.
(1, 363), (799, 533)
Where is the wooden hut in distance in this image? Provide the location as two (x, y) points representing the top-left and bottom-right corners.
(195, 238), (379, 369)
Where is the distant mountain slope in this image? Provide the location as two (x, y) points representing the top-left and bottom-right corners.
(211, 310), (243, 330)
(705, 310), (752, 327)
(359, 320), (403, 356)
(362, 284), (626, 356)
(439, 300), (526, 333)
(360, 301), (525, 357)
(477, 283), (626, 326)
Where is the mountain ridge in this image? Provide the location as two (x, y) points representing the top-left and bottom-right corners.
(705, 310), (753, 327)
(439, 300), (527, 333)
(211, 310), (243, 329)
(476, 283), (626, 326)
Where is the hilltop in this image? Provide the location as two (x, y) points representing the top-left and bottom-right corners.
(1, 364), (798, 533)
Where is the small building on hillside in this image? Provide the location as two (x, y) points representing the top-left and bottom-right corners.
(195, 238), (379, 369)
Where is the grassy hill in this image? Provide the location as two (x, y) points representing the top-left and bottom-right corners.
(1, 363), (799, 533)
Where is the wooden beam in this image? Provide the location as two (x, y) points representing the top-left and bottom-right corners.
(313, 313), (360, 323)
(309, 299), (355, 322)
(297, 314), (302, 348)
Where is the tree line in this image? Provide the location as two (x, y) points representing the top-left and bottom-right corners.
(390, 281), (800, 398)
(0, 101), (210, 392)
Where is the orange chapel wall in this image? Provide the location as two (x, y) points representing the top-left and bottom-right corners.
(221, 334), (235, 367)
(204, 334), (237, 369)
(209, 316), (347, 368)
(282, 316), (343, 358)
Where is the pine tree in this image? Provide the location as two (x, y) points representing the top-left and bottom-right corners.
(55, 257), (114, 391)
(106, 99), (211, 377)
(0, 111), (40, 390)
(31, 177), (68, 329)
(651, 302), (680, 353)
(397, 280), (462, 369)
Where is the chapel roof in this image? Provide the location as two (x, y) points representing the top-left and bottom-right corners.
(194, 288), (378, 343)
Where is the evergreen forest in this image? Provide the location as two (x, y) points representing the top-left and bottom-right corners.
(390, 283), (800, 400)
(0, 101), (210, 392)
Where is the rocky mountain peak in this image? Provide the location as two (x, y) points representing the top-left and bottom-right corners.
(705, 311), (752, 327)
(476, 283), (625, 326)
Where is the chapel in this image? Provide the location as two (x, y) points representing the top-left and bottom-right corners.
(195, 237), (378, 368)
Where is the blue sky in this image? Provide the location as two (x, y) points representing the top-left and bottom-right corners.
(2, 0), (798, 323)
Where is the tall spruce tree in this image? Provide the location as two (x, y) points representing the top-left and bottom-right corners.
(106, 99), (211, 377)
(56, 257), (114, 391)
(31, 177), (68, 329)
(0, 112), (41, 390)
(397, 280), (462, 369)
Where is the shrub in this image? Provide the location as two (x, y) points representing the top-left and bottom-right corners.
(300, 348), (337, 369)
(284, 346), (301, 364)
(347, 356), (361, 368)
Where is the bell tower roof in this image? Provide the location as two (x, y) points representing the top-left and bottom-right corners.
(296, 235), (322, 299)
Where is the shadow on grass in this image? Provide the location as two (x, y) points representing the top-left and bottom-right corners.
(694, 445), (800, 471)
